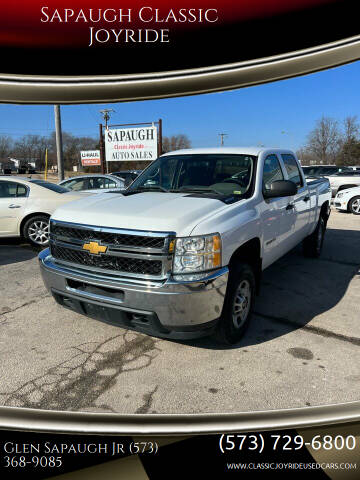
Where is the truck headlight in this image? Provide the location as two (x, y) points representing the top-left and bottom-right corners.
(173, 234), (221, 274)
(336, 192), (343, 198)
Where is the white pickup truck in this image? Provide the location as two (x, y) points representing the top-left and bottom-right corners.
(325, 171), (360, 196)
(39, 148), (331, 344)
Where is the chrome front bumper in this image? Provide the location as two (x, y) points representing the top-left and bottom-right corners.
(39, 248), (229, 340)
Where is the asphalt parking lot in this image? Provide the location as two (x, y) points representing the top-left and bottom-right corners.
(0, 210), (359, 414)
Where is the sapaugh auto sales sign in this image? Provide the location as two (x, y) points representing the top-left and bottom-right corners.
(105, 126), (158, 162)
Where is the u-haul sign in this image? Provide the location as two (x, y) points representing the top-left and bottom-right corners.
(80, 150), (101, 166)
(105, 126), (158, 162)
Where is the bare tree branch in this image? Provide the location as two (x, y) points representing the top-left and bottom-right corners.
(306, 116), (341, 164)
(162, 134), (191, 154)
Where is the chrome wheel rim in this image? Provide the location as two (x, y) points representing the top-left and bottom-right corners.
(232, 279), (251, 329)
(351, 199), (360, 213)
(28, 220), (49, 245)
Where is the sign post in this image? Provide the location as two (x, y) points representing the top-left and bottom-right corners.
(99, 123), (106, 174)
(44, 148), (48, 180)
(158, 118), (162, 156)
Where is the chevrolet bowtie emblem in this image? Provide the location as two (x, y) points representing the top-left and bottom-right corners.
(82, 241), (108, 255)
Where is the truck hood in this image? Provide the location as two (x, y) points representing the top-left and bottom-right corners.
(51, 192), (228, 236)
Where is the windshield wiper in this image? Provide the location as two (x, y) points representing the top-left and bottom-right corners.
(170, 187), (222, 194)
(125, 185), (169, 194)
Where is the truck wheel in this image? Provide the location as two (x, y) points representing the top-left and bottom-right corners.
(23, 215), (50, 247)
(215, 263), (256, 345)
(302, 216), (325, 258)
(349, 196), (360, 215)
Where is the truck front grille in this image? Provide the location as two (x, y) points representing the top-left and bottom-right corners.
(50, 245), (162, 276)
(49, 220), (174, 279)
(52, 224), (165, 249)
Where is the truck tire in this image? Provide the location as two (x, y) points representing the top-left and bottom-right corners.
(349, 196), (360, 215)
(23, 215), (50, 247)
(215, 263), (256, 345)
(302, 216), (325, 258)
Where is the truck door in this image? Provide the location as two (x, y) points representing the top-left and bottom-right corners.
(261, 154), (290, 268)
(0, 181), (28, 236)
(280, 153), (311, 248)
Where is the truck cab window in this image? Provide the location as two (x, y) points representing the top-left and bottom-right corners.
(143, 157), (178, 189)
(262, 154), (284, 192)
(281, 154), (303, 188)
(129, 154), (256, 197)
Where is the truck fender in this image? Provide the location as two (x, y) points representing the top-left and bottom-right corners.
(228, 238), (262, 294)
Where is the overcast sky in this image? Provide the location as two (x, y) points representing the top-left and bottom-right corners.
(1, 60), (360, 151)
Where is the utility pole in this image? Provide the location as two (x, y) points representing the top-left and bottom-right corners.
(99, 123), (105, 175)
(54, 105), (64, 181)
(100, 108), (115, 130)
(99, 109), (115, 173)
(219, 133), (228, 146)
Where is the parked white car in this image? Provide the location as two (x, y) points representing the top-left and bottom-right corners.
(59, 174), (125, 193)
(0, 177), (89, 246)
(39, 147), (331, 345)
(334, 186), (360, 215)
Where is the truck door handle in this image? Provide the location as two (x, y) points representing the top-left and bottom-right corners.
(286, 204), (295, 210)
(8, 204), (21, 208)
(303, 195), (310, 202)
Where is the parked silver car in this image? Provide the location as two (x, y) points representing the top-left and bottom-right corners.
(59, 174), (125, 193)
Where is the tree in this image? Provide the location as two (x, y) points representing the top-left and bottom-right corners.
(338, 139), (360, 166)
(162, 134), (191, 153)
(48, 131), (97, 171)
(12, 134), (51, 170)
(0, 135), (13, 159)
(342, 115), (359, 144)
(306, 116), (341, 164)
(296, 147), (314, 166)
(336, 116), (360, 166)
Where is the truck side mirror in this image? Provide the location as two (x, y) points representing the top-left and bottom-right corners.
(263, 180), (298, 198)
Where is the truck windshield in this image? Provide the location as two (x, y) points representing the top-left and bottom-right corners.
(128, 154), (256, 196)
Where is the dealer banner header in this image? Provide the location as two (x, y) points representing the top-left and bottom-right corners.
(105, 126), (158, 162)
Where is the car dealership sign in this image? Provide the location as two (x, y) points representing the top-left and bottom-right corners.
(105, 126), (158, 161)
(80, 150), (101, 166)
